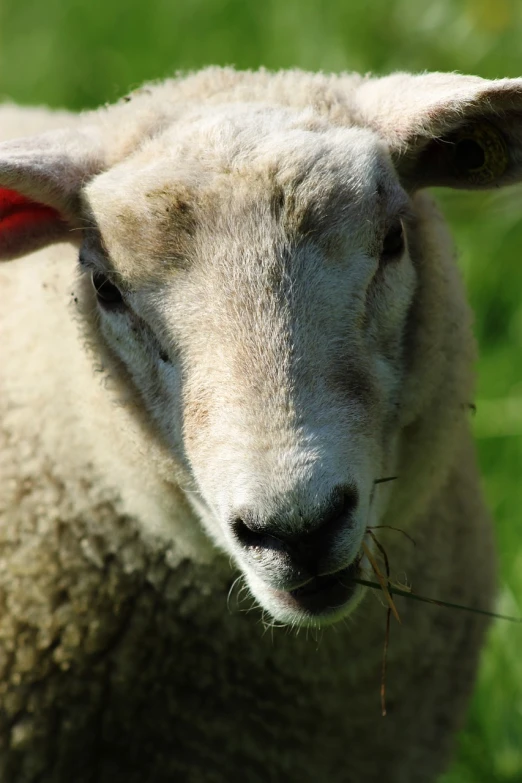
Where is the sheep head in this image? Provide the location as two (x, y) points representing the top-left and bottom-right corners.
(2, 70), (522, 626)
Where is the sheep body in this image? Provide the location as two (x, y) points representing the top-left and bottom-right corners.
(0, 70), (503, 782)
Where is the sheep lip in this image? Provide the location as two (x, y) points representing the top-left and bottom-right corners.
(275, 561), (360, 617)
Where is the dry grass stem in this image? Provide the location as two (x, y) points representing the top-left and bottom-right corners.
(353, 578), (522, 623)
(369, 525), (416, 547)
(367, 530), (394, 717)
(361, 540), (401, 624)
(368, 529), (391, 575)
(381, 608), (391, 717)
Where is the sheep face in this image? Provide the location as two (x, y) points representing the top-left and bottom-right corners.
(4, 69), (522, 626)
(81, 105), (416, 625)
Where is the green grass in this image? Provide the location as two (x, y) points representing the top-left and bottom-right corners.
(1, 0), (521, 778)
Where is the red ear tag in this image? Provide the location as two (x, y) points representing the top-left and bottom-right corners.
(0, 187), (63, 234)
(0, 186), (68, 258)
(0, 188), (62, 234)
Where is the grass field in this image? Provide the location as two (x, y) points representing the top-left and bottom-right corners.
(1, 0), (521, 779)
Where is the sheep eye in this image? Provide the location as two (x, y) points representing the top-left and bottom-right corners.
(381, 220), (405, 263)
(92, 271), (124, 309)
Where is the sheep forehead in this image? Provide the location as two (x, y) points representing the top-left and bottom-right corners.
(85, 104), (401, 286)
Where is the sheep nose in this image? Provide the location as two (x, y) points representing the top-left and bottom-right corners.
(231, 485), (358, 574)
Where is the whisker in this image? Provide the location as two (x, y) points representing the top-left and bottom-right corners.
(226, 575), (245, 614)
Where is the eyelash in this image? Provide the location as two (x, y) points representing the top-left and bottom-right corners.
(84, 263), (172, 363)
(91, 271), (125, 310)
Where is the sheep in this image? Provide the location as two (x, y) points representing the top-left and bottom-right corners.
(0, 66), (518, 783)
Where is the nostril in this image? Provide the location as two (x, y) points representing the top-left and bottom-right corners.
(327, 484), (359, 523)
(291, 484), (359, 550)
(232, 515), (289, 561)
(231, 485), (358, 552)
(232, 511), (282, 546)
(231, 515), (262, 549)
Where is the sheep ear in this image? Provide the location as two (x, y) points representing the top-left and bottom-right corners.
(356, 73), (522, 190)
(0, 127), (104, 260)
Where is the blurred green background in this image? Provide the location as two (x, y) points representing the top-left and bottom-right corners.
(1, 0), (521, 779)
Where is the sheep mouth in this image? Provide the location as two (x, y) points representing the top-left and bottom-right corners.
(276, 560), (361, 618)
